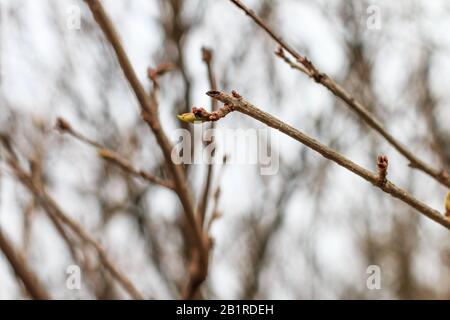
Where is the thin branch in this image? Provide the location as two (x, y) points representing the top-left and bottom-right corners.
(28, 137), (86, 276)
(206, 155), (228, 233)
(55, 117), (102, 149)
(275, 47), (310, 75)
(0, 136), (145, 299)
(206, 90), (450, 230)
(202, 47), (218, 112)
(82, 0), (208, 299)
(55, 117), (176, 191)
(99, 149), (176, 190)
(229, 0), (450, 188)
(198, 47), (218, 227)
(445, 191), (450, 218)
(0, 228), (50, 299)
(206, 187), (222, 233)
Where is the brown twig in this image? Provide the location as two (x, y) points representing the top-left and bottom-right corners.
(205, 154), (228, 233)
(56, 117), (175, 190)
(0, 135), (145, 299)
(198, 47), (218, 227)
(228, 0), (450, 188)
(0, 227), (50, 299)
(445, 191), (450, 218)
(55, 117), (102, 149)
(206, 90), (450, 230)
(206, 186), (222, 233)
(275, 47), (310, 75)
(201, 47), (218, 113)
(98, 149), (176, 190)
(23, 126), (86, 272)
(147, 63), (176, 88)
(83, 0), (208, 299)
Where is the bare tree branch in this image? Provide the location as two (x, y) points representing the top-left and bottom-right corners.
(0, 135), (145, 299)
(0, 228), (50, 300)
(197, 47), (218, 227)
(206, 90), (450, 230)
(82, 0), (209, 299)
(55, 117), (176, 191)
(229, 0), (450, 188)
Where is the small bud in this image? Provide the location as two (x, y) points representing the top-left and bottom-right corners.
(275, 46), (284, 57)
(201, 47), (213, 63)
(55, 117), (72, 133)
(445, 191), (450, 218)
(231, 90), (242, 99)
(377, 154), (388, 181)
(98, 149), (114, 160)
(192, 107), (211, 119)
(177, 112), (198, 123)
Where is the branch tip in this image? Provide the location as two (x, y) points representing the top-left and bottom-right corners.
(55, 117), (72, 133)
(206, 90), (221, 97)
(201, 47), (213, 63)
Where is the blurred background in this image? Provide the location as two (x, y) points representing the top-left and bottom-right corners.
(0, 0), (449, 299)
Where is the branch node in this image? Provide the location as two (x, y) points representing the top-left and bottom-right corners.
(147, 63), (175, 86)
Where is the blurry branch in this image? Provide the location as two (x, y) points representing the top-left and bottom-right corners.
(83, 0), (209, 299)
(54, 117), (102, 149)
(147, 63), (176, 88)
(22, 199), (35, 254)
(55, 117), (176, 191)
(198, 47), (218, 227)
(274, 48), (309, 75)
(25, 124), (85, 274)
(0, 135), (145, 299)
(206, 186), (222, 233)
(205, 155), (228, 233)
(202, 47), (218, 112)
(99, 149), (176, 190)
(0, 228), (50, 299)
(412, 52), (450, 170)
(229, 0), (450, 188)
(206, 90), (450, 230)
(36, 122), (97, 275)
(241, 169), (300, 299)
(445, 191), (450, 218)
(158, 0), (194, 115)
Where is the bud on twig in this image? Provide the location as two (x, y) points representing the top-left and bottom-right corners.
(377, 155), (388, 183)
(177, 104), (235, 123)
